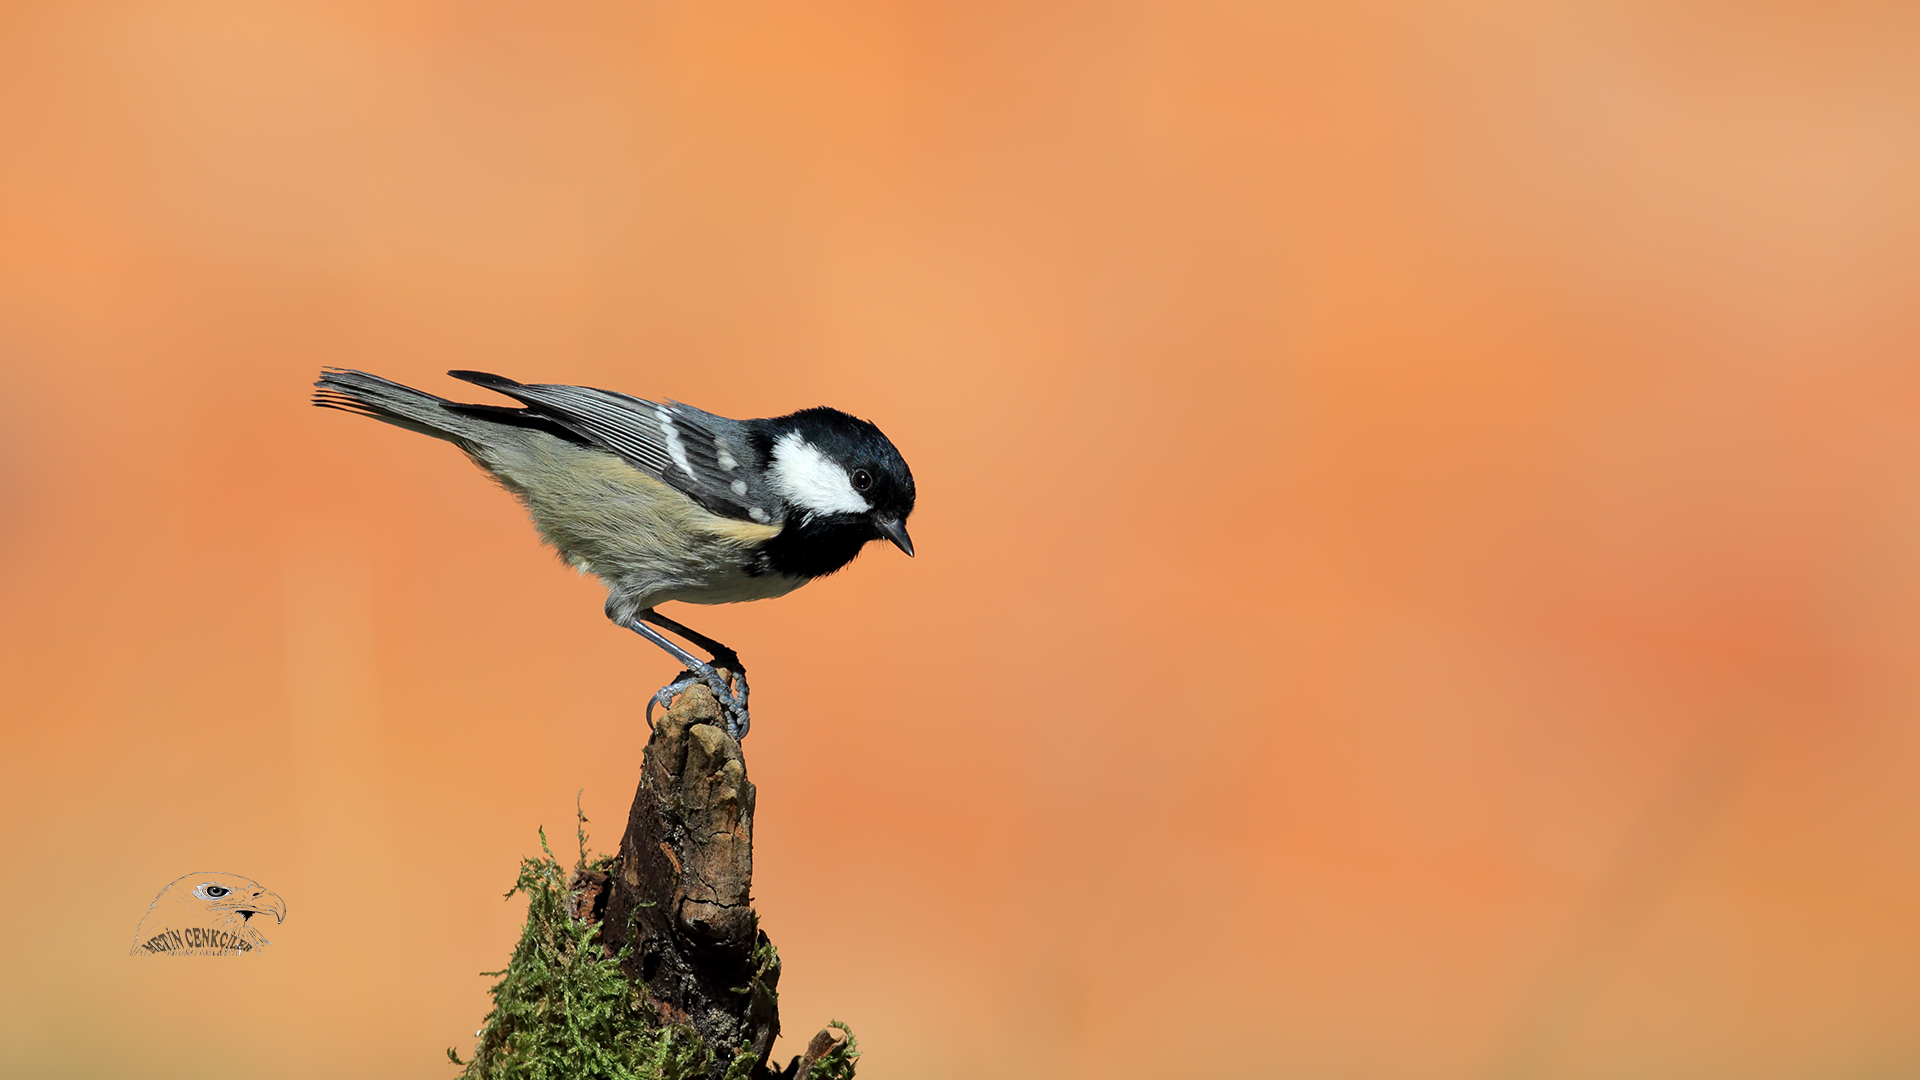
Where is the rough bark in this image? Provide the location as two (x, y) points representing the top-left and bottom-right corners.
(599, 674), (803, 1080)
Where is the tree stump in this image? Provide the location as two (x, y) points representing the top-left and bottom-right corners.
(599, 675), (789, 1079)
(453, 674), (857, 1079)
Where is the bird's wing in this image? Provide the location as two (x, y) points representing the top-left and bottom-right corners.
(447, 371), (778, 522)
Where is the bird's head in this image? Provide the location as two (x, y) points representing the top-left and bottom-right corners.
(171, 872), (286, 925)
(765, 407), (916, 558)
(200, 874), (285, 924)
(132, 870), (287, 956)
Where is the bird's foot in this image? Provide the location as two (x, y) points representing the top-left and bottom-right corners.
(644, 662), (751, 739)
(645, 672), (700, 729)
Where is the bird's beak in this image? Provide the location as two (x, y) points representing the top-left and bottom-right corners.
(875, 517), (914, 557)
(242, 890), (287, 924)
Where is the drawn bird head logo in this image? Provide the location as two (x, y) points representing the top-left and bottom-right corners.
(131, 871), (286, 956)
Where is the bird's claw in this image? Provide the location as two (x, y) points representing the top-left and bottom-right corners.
(706, 665), (750, 740)
(644, 664), (751, 740)
(645, 672), (701, 730)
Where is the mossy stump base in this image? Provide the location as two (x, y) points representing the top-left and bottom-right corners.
(454, 676), (858, 1080)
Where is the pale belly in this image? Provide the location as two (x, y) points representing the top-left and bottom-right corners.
(656, 567), (809, 607)
(486, 435), (804, 619)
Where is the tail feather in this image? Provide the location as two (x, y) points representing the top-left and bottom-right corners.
(313, 367), (469, 444)
(446, 369), (527, 395)
(313, 368), (585, 448)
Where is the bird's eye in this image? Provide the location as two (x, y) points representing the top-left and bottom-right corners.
(852, 469), (873, 492)
(201, 885), (230, 898)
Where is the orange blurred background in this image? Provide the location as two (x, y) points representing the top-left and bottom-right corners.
(3, 1), (1919, 1077)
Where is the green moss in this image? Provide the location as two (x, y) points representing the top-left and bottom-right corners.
(448, 821), (755, 1080)
(805, 1023), (860, 1080)
(448, 802), (855, 1080)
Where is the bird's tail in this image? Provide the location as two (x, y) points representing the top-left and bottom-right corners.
(312, 367), (474, 444)
(314, 366), (594, 469)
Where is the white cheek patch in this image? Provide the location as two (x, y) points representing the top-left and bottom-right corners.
(769, 431), (871, 516)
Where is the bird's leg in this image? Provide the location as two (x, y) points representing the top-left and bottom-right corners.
(628, 622), (748, 738)
(640, 610), (751, 735)
(639, 610), (746, 678)
(624, 611), (751, 739)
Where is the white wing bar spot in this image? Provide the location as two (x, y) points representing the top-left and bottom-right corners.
(656, 407), (695, 478)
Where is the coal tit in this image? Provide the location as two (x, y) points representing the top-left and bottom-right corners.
(313, 368), (917, 737)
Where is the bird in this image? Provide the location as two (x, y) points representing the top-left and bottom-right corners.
(312, 368), (917, 737)
(130, 872), (286, 955)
